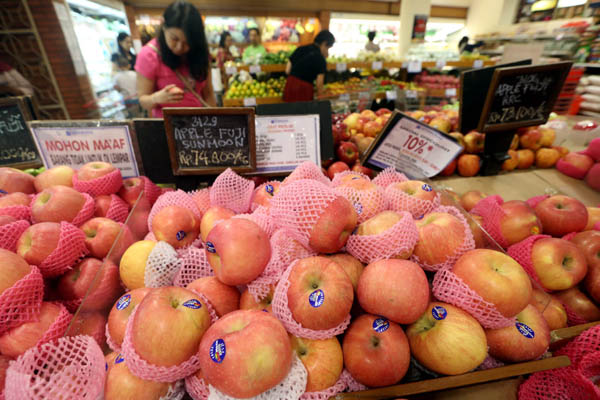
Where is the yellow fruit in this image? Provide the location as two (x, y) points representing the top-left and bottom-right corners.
(119, 240), (156, 290)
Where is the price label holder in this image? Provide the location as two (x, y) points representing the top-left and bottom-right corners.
(249, 65), (261, 74)
(339, 93), (350, 102)
(243, 97), (257, 107)
(225, 66), (238, 75)
(29, 120), (143, 178)
(436, 59), (446, 69)
(386, 90), (397, 101)
(336, 63), (347, 73)
(163, 107), (256, 175)
(445, 88), (457, 97)
(372, 61), (383, 70)
(473, 59), (484, 68)
(407, 60), (422, 73)
(0, 96), (42, 169)
(362, 111), (463, 178)
(406, 90), (418, 99)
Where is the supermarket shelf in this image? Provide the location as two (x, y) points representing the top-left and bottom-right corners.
(227, 64), (287, 73)
(575, 63), (600, 68)
(222, 96), (283, 107)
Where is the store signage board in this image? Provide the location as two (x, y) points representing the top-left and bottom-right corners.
(29, 120), (142, 178)
(255, 114), (320, 174)
(0, 97), (42, 169)
(477, 62), (572, 132)
(163, 107), (256, 175)
(362, 112), (463, 178)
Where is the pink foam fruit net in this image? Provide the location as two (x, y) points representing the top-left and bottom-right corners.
(0, 219), (29, 252)
(282, 161), (331, 187)
(38, 221), (89, 278)
(471, 195), (509, 249)
(173, 245), (213, 288)
(371, 167), (408, 188)
(330, 170), (371, 187)
(4, 335), (106, 400)
(300, 369), (348, 400)
(506, 234), (552, 293)
(190, 188), (212, 215)
(384, 184), (441, 219)
(72, 168), (123, 197)
(37, 302), (72, 347)
(209, 168), (255, 214)
(0, 205), (30, 221)
(411, 205), (476, 272)
(185, 372), (210, 400)
(104, 194), (130, 223)
(334, 184), (386, 224)
(346, 210), (418, 264)
(147, 190), (201, 233)
(233, 206), (275, 238)
(272, 260), (351, 340)
(0, 265), (44, 335)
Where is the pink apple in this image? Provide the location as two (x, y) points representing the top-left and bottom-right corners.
(468, 214), (488, 249)
(343, 314), (410, 387)
(413, 212), (467, 266)
(200, 206), (235, 243)
(308, 196), (357, 253)
(460, 190), (487, 212)
(199, 310), (292, 398)
(325, 253), (364, 292)
(375, 108), (392, 116)
(464, 131), (485, 153)
(391, 180), (437, 203)
(570, 231), (600, 302)
(239, 286), (274, 313)
(16, 222), (61, 266)
(337, 178), (385, 223)
(131, 286), (211, 366)
(327, 161), (350, 180)
(0, 167), (35, 194)
(64, 311), (106, 348)
(486, 304), (550, 363)
(0, 302), (67, 358)
(357, 259), (429, 324)
(251, 181), (281, 209)
(355, 210), (413, 259)
(107, 288), (152, 348)
(360, 109), (377, 121)
(556, 153), (594, 179)
(80, 217), (135, 263)
(531, 238), (587, 291)
(291, 335), (343, 392)
(529, 288), (567, 331)
(76, 161), (117, 181)
(363, 121), (383, 138)
(94, 195), (112, 218)
(351, 163), (374, 179)
(586, 163), (600, 191)
(118, 177), (148, 208)
(519, 129), (543, 151)
(0, 354), (10, 394)
(0, 192), (30, 208)
(555, 287), (600, 322)
(151, 205), (200, 248)
(206, 218), (271, 286)
(31, 185), (87, 223)
(534, 195), (589, 237)
(585, 207), (600, 231)
(407, 302), (487, 375)
(187, 276), (240, 317)
(0, 249), (31, 295)
(34, 166), (75, 192)
(57, 257), (123, 312)
(452, 249), (532, 318)
(126, 205), (150, 240)
(287, 256), (353, 330)
(500, 200), (543, 246)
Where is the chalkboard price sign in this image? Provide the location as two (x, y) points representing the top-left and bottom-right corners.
(478, 62), (572, 133)
(163, 108), (256, 175)
(0, 97), (42, 169)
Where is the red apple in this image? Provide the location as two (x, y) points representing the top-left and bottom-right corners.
(0, 354), (11, 394)
(391, 180), (437, 204)
(585, 163), (600, 191)
(351, 163), (374, 179)
(0, 167), (35, 194)
(76, 161), (117, 182)
(131, 286), (211, 366)
(206, 218), (271, 286)
(502, 150), (519, 171)
(64, 311), (106, 348)
(556, 153), (594, 179)
(31, 185), (87, 223)
(375, 108), (392, 116)
(555, 287), (600, 322)
(151, 205), (200, 248)
(486, 304), (550, 362)
(469, 214), (488, 249)
(325, 253), (364, 292)
(519, 129), (543, 151)
(239, 286), (274, 313)
(413, 211), (468, 267)
(0, 192), (30, 208)
(291, 335), (343, 392)
(327, 161), (350, 180)
(529, 288), (567, 331)
(570, 231), (600, 302)
(460, 191), (487, 212)
(117, 177), (156, 209)
(539, 126), (556, 147)
(287, 256), (353, 330)
(198, 310), (292, 398)
(16, 222), (61, 266)
(517, 149), (535, 169)
(308, 195), (357, 254)
(126, 204), (150, 240)
(187, 276), (240, 317)
(585, 207), (600, 231)
(107, 288), (152, 348)
(500, 200), (543, 246)
(407, 302), (487, 375)
(80, 217), (135, 263)
(464, 131), (485, 154)
(200, 206), (235, 243)
(337, 178), (384, 223)
(535, 148), (560, 168)
(343, 314), (410, 387)
(360, 109), (377, 121)
(94, 195), (113, 218)
(337, 142), (359, 165)
(535, 195), (588, 237)
(357, 259), (429, 324)
(34, 166), (74, 192)
(452, 249), (532, 318)
(57, 257), (123, 311)
(0, 249), (31, 295)
(0, 302), (67, 357)
(457, 154), (481, 177)
(531, 237), (587, 291)
(439, 158), (457, 176)
(251, 181), (281, 209)
(363, 121), (383, 138)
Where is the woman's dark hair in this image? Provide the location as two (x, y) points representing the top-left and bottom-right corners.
(459, 36), (469, 48)
(314, 30), (335, 47)
(219, 31), (231, 48)
(368, 31), (376, 42)
(117, 32), (131, 55)
(248, 27), (260, 36)
(158, 1), (209, 80)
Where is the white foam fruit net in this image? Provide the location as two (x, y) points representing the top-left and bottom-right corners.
(173, 246), (213, 288)
(209, 168), (255, 214)
(144, 241), (182, 288)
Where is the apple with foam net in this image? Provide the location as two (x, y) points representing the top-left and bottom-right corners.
(290, 335), (343, 392)
(308, 196), (357, 254)
(76, 161), (117, 182)
(0, 167), (35, 194)
(0, 249), (31, 296)
(200, 206), (235, 243)
(80, 217), (135, 263)
(17, 222), (61, 266)
(531, 238), (587, 291)
(239, 286), (275, 313)
(151, 205), (200, 249)
(31, 185), (87, 223)
(107, 288), (152, 347)
(34, 166), (74, 191)
(187, 276), (240, 317)
(413, 212), (467, 266)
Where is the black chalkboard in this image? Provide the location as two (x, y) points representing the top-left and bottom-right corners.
(478, 62), (572, 133)
(0, 97), (42, 169)
(459, 59), (531, 133)
(163, 108), (256, 175)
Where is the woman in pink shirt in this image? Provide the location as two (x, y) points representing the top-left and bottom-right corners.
(136, 1), (216, 117)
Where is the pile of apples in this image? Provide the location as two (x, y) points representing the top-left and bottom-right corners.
(556, 137), (600, 192)
(1, 161), (600, 399)
(414, 72), (460, 92)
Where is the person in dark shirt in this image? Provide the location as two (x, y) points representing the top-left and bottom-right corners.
(283, 30), (335, 102)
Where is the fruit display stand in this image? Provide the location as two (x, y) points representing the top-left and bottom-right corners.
(222, 96), (284, 107)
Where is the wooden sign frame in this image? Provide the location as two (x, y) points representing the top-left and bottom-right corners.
(477, 61), (572, 133)
(163, 107), (256, 175)
(0, 96), (42, 169)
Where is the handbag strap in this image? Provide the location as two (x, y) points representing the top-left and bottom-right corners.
(148, 43), (210, 108)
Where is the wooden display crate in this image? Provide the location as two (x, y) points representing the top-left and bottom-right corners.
(222, 96), (284, 107)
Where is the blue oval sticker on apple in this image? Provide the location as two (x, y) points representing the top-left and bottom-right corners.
(206, 241), (216, 253)
(115, 354), (124, 364)
(309, 289), (324, 308)
(182, 299), (202, 309)
(116, 294), (131, 310)
(422, 183), (433, 192)
(176, 230), (186, 241)
(516, 322), (535, 339)
(432, 306), (447, 320)
(265, 184), (274, 194)
(373, 317), (390, 333)
(210, 339), (226, 363)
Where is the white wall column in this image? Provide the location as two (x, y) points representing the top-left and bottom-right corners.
(398, 0), (432, 57)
